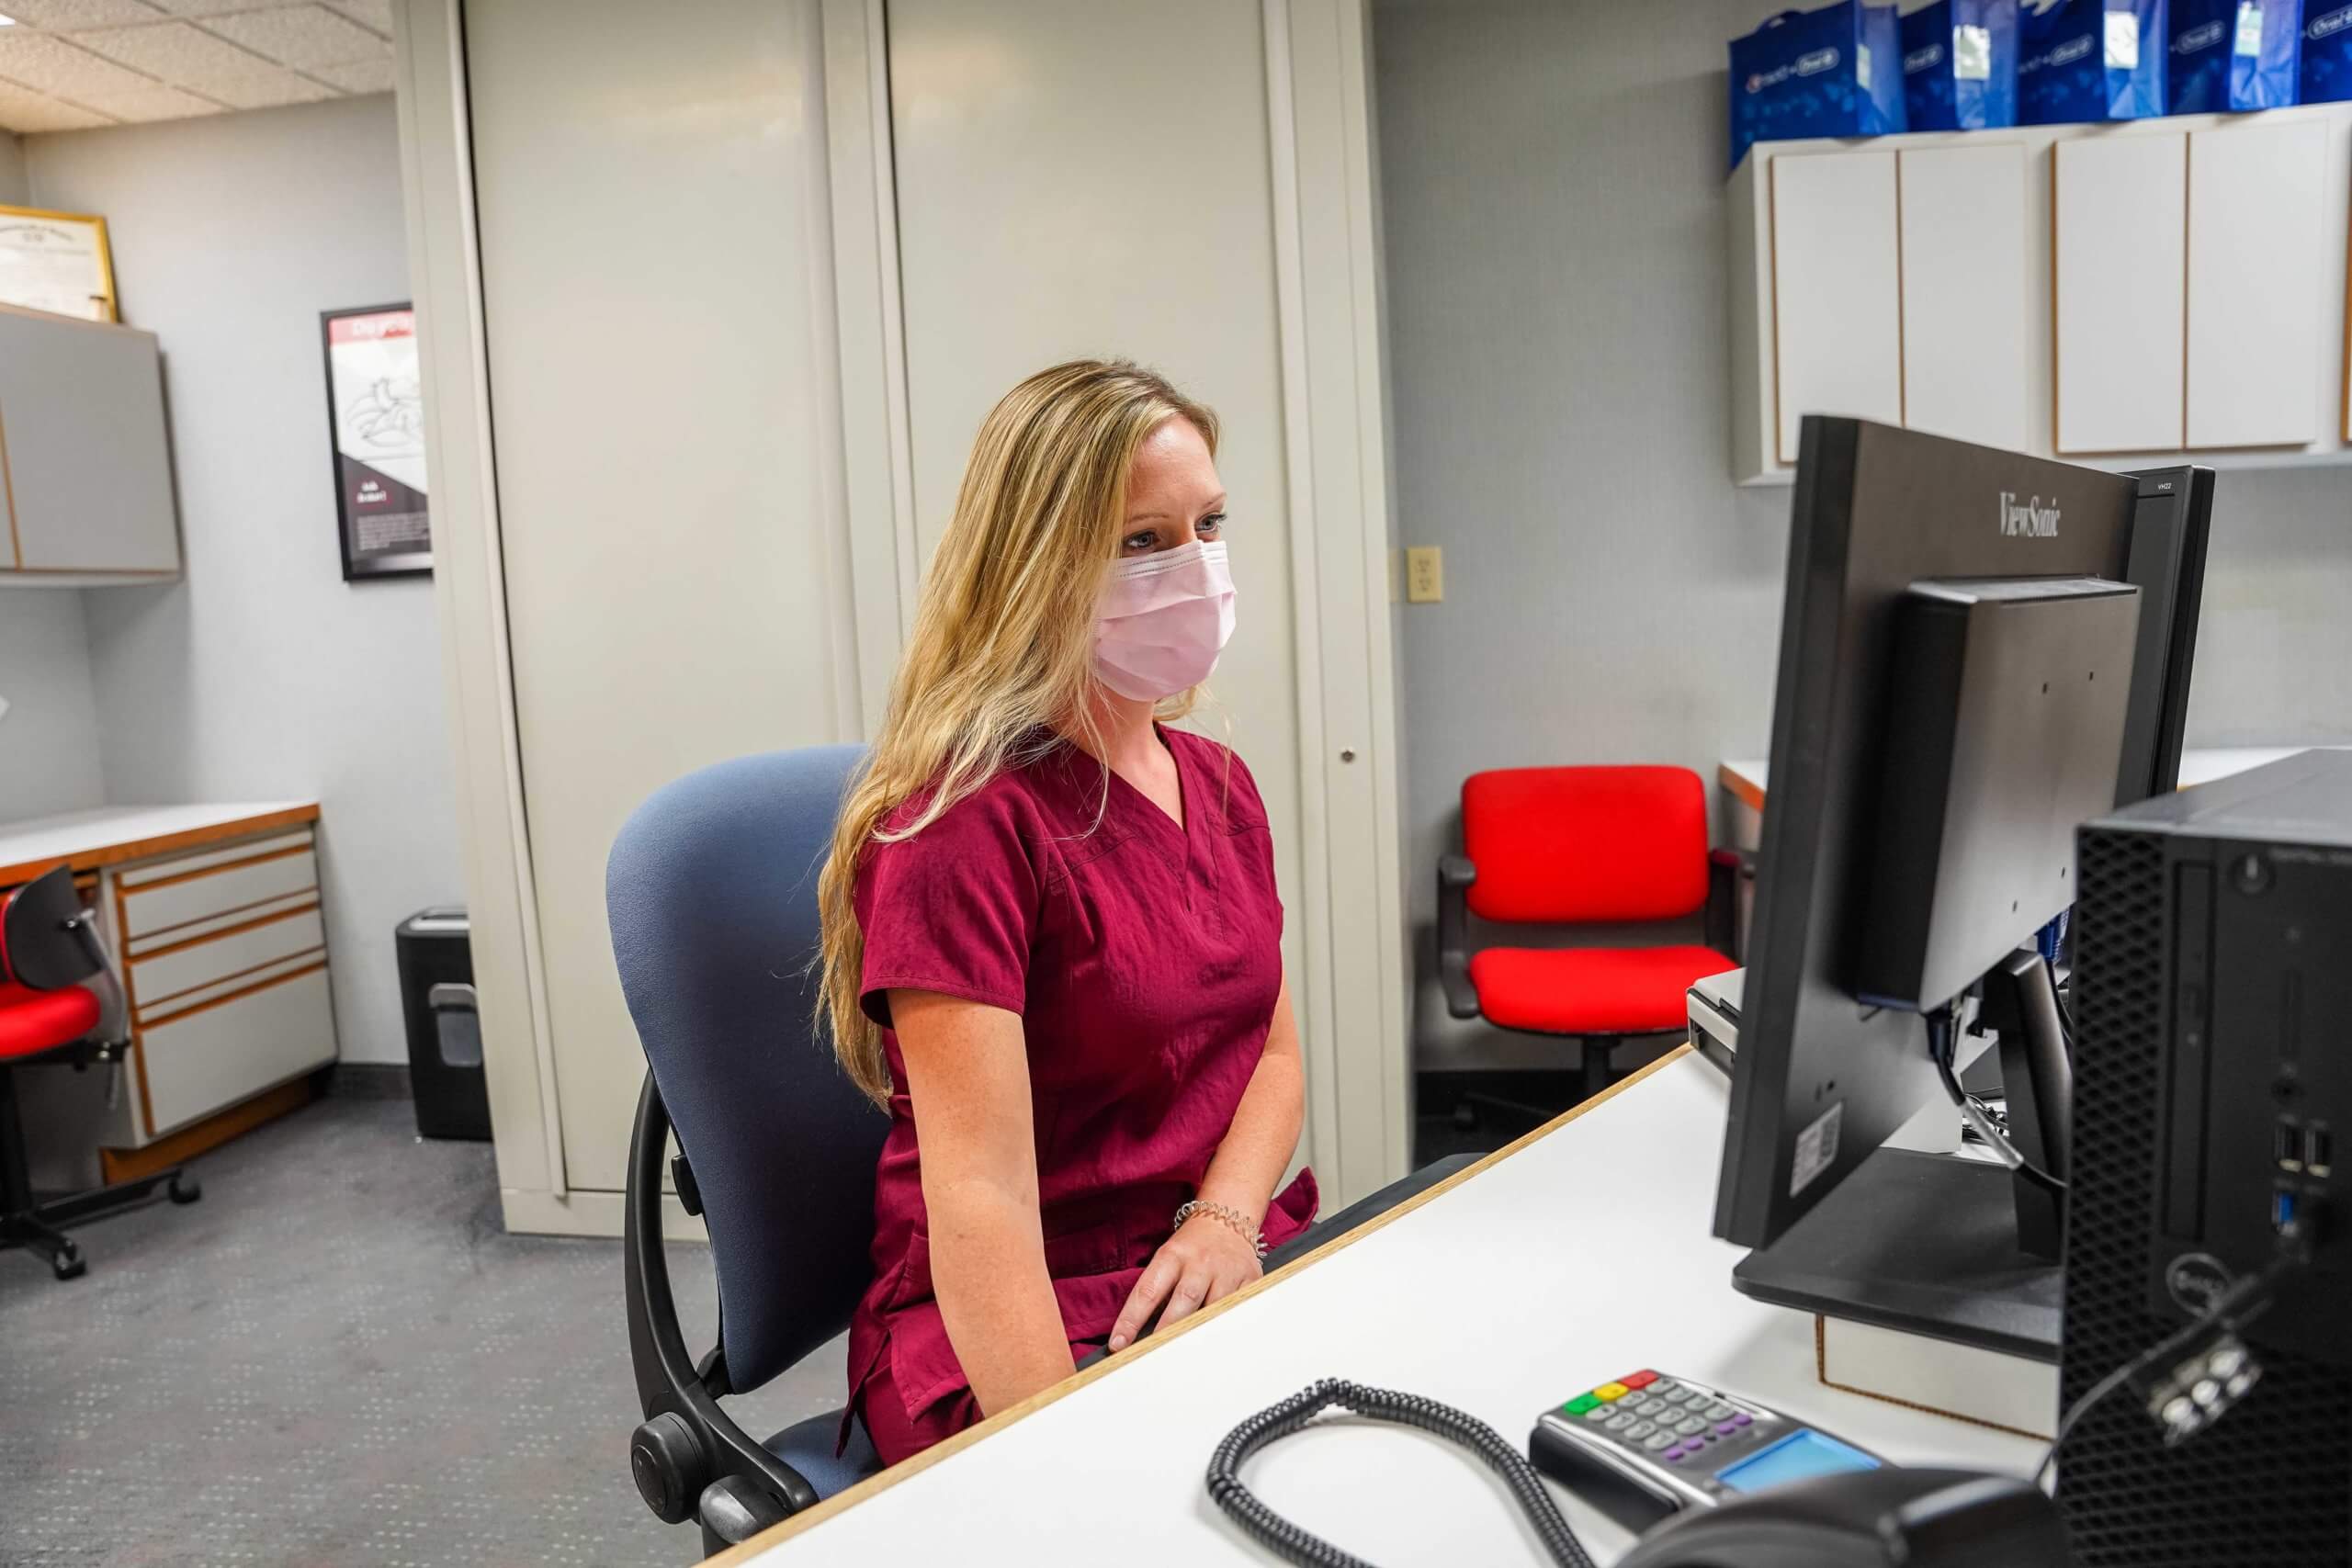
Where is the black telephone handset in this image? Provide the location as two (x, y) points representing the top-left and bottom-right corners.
(1205, 1378), (2070, 1568)
(1613, 1468), (2067, 1568)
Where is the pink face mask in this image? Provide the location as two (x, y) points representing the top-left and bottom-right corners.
(1091, 539), (1238, 702)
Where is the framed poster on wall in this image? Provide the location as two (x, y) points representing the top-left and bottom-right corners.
(321, 302), (431, 581)
(0, 204), (118, 321)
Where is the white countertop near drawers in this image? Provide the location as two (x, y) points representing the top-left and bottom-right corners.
(0, 803), (320, 884)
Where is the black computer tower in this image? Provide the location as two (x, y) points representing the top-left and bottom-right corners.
(2065, 750), (2351, 1566)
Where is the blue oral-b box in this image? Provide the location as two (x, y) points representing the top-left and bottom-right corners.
(1902, 0), (2023, 129)
(2303, 0), (2352, 101)
(2018, 0), (2171, 122)
(2232, 0), (2306, 107)
(2169, 0), (2237, 109)
(1729, 3), (1908, 171)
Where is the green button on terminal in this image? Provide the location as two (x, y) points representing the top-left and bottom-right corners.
(1563, 1393), (1601, 1416)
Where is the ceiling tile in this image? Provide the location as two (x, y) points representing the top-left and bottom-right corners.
(0, 29), (161, 96)
(0, 79), (112, 130)
(138, 0), (294, 16)
(0, 0), (168, 28)
(200, 5), (384, 68)
(72, 79), (221, 119)
(74, 17), (257, 76)
(322, 0), (390, 39)
(306, 52), (388, 94)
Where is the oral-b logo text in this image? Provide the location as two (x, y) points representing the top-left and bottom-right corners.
(1905, 42), (1945, 73)
(2175, 19), (2228, 52)
(1745, 47), (1841, 93)
(2312, 6), (2352, 41)
(2026, 35), (2097, 71)
(2000, 491), (2061, 538)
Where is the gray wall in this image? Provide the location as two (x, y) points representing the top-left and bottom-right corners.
(1373, 0), (2352, 1070)
(0, 130), (23, 199)
(0, 594), (107, 820)
(23, 96), (461, 1065)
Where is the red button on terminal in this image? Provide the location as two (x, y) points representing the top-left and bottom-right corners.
(1622, 1371), (1659, 1390)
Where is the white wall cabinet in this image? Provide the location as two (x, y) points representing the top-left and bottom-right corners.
(2054, 132), (2187, 455)
(2186, 119), (2331, 449)
(1899, 144), (2030, 454)
(1770, 151), (1903, 465)
(1730, 104), (2352, 483)
(0, 302), (180, 583)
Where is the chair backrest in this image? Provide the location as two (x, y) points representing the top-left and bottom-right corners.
(1461, 765), (1710, 925)
(606, 745), (887, 1393)
(2, 867), (101, 991)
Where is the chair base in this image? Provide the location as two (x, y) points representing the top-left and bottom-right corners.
(1, 1167), (199, 1280)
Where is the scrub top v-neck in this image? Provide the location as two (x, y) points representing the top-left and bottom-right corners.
(842, 727), (1317, 1461)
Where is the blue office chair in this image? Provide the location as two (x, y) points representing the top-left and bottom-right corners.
(607, 745), (889, 1556)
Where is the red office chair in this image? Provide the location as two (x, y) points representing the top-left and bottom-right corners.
(1437, 766), (1743, 1102)
(2, 865), (199, 1280)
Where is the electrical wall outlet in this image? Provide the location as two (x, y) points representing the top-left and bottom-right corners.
(1405, 546), (1443, 604)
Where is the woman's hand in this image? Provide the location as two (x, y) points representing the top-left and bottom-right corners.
(1106, 1212), (1262, 1352)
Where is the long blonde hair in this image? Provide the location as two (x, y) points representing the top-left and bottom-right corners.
(816, 359), (1220, 1105)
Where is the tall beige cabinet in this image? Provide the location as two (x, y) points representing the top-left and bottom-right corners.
(393, 0), (1408, 1235)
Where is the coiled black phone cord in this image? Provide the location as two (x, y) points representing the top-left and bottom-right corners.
(1204, 1379), (1600, 1568)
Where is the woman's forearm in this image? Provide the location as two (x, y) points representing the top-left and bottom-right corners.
(927, 1179), (1077, 1416)
(1196, 979), (1306, 1228)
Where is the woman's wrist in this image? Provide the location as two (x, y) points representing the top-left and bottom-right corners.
(1174, 1196), (1267, 1258)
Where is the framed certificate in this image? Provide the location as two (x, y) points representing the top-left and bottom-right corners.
(0, 205), (118, 321)
(320, 303), (432, 581)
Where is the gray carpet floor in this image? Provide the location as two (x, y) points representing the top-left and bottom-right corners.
(1, 1096), (846, 1567)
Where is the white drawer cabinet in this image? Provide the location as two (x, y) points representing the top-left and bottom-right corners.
(138, 967), (336, 1139)
(0, 804), (337, 1164)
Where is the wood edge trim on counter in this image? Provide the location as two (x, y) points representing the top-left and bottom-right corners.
(112, 877), (156, 1137)
(139, 958), (327, 1030)
(0, 400), (19, 570)
(135, 943), (327, 1017)
(134, 898), (322, 963)
(1717, 762), (1767, 815)
(99, 1074), (313, 1184)
(0, 805), (320, 887)
(707, 1046), (1699, 1564)
(124, 840), (313, 895)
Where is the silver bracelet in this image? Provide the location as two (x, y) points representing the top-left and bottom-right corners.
(1173, 1198), (1268, 1259)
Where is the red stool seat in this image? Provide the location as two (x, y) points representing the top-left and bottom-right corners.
(1468, 945), (1736, 1035)
(0, 981), (100, 1062)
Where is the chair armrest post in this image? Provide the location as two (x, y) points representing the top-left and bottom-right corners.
(1705, 848), (1752, 961)
(626, 1074), (820, 1526)
(1437, 854), (1482, 1021)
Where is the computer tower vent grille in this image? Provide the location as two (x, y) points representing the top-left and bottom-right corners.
(2062, 828), (2351, 1566)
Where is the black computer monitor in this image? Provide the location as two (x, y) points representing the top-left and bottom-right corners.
(1713, 418), (2213, 1265)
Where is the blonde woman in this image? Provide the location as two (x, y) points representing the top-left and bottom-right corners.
(817, 360), (1317, 1464)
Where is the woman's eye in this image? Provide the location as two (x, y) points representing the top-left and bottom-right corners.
(1196, 513), (1226, 536)
(1123, 530), (1159, 553)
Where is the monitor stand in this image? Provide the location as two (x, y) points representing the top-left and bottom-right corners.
(1732, 947), (2075, 1362)
(1729, 1145), (2061, 1361)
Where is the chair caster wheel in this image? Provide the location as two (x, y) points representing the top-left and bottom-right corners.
(168, 1173), (202, 1204)
(52, 1247), (85, 1280)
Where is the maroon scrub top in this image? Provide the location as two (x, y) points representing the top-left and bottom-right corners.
(842, 727), (1317, 1463)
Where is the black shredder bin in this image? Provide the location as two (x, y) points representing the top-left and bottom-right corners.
(396, 907), (491, 1140)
